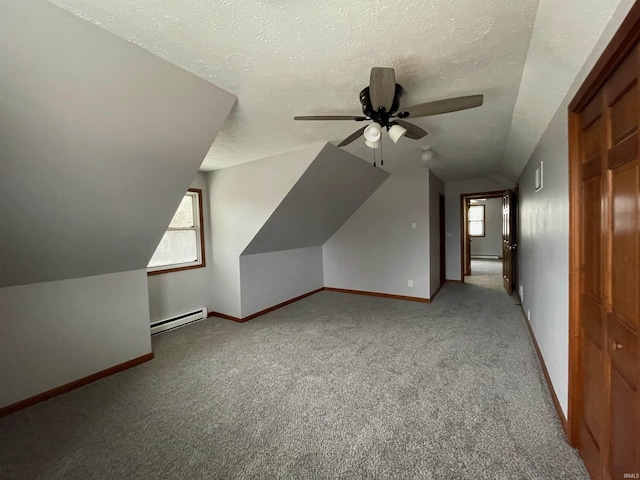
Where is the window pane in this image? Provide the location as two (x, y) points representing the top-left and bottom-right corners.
(148, 230), (198, 267)
(468, 205), (484, 221)
(169, 195), (194, 228)
(469, 221), (484, 236)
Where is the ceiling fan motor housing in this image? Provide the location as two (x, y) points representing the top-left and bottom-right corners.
(294, 67), (483, 148)
(359, 85), (403, 128)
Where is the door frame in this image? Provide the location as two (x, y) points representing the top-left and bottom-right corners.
(567, 2), (640, 447)
(439, 194), (446, 285)
(459, 190), (505, 282)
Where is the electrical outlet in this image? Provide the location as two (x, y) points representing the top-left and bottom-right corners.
(527, 309), (531, 321)
(411, 222), (417, 229)
(408, 280), (413, 287)
(519, 284), (524, 302)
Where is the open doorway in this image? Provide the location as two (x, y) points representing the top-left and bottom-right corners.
(460, 190), (515, 293)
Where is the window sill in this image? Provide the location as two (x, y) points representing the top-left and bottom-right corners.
(147, 263), (206, 276)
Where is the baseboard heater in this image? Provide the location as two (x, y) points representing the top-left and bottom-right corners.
(150, 308), (208, 335)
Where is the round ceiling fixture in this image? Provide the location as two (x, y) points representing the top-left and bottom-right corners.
(421, 145), (433, 161)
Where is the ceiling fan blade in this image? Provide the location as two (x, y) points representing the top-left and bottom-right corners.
(337, 126), (367, 147)
(395, 120), (428, 140)
(369, 67), (396, 112)
(399, 94), (484, 118)
(294, 115), (367, 121)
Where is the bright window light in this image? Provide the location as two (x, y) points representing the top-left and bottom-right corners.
(468, 205), (485, 237)
(148, 189), (205, 274)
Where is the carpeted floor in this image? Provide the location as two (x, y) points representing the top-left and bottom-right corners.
(0, 281), (588, 479)
(468, 257), (503, 278)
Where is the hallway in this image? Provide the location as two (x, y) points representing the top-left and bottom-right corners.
(0, 278), (588, 479)
(466, 257), (503, 288)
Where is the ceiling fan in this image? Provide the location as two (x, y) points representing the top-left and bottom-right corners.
(294, 67), (484, 148)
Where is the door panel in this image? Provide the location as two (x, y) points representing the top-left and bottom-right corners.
(583, 337), (605, 444)
(575, 44), (640, 480)
(582, 177), (602, 298)
(610, 162), (639, 328)
(608, 315), (638, 389)
(608, 132), (638, 169)
(583, 116), (606, 159)
(605, 62), (639, 475)
(502, 191), (514, 295)
(609, 367), (638, 479)
(610, 86), (637, 142)
(606, 47), (637, 105)
(578, 95), (607, 480)
(580, 417), (603, 478)
(582, 296), (603, 349)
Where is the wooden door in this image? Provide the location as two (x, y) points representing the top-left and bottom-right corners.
(439, 194), (446, 284)
(574, 45), (639, 480)
(464, 197), (472, 276)
(502, 191), (514, 295)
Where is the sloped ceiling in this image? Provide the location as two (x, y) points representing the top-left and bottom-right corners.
(501, 0), (625, 179)
(242, 144), (389, 255)
(49, 0), (539, 180)
(0, 0), (236, 287)
(47, 0), (629, 182)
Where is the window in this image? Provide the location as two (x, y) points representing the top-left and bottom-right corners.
(468, 204), (485, 237)
(147, 189), (205, 274)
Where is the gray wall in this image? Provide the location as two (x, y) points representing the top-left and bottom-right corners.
(240, 247), (323, 317)
(0, 270), (151, 408)
(147, 173), (213, 323)
(444, 177), (515, 281)
(243, 144), (389, 255)
(208, 143), (387, 318)
(429, 171), (444, 296)
(208, 145), (325, 317)
(0, 0), (234, 408)
(518, 106), (570, 414)
(323, 169), (432, 299)
(516, 0), (634, 416)
(470, 197), (503, 257)
(0, 0), (236, 288)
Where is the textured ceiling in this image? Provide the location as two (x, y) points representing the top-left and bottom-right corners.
(46, 0), (631, 180)
(501, 0), (624, 180)
(49, 0), (542, 180)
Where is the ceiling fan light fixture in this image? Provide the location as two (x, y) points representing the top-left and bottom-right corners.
(363, 122), (382, 142)
(421, 145), (434, 162)
(388, 124), (407, 144)
(365, 139), (380, 149)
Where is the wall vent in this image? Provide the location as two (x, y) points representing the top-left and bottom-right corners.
(150, 308), (208, 335)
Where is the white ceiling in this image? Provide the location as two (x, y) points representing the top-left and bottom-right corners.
(49, 0), (622, 181)
(501, 0), (624, 179)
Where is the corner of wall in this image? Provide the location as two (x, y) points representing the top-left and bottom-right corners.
(323, 169), (431, 299)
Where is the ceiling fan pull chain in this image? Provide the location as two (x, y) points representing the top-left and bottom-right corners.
(373, 142), (377, 168)
(380, 139), (384, 166)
